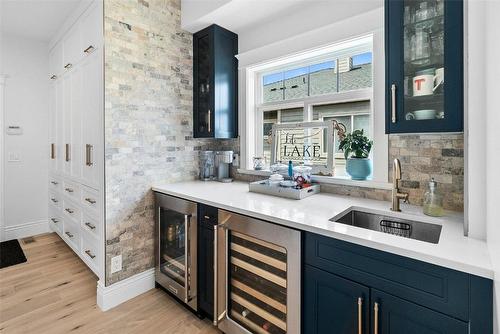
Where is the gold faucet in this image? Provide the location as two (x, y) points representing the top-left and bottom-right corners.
(391, 158), (409, 212)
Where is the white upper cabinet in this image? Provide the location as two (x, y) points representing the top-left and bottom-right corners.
(62, 24), (82, 71)
(80, 2), (103, 56)
(55, 78), (64, 173)
(49, 42), (63, 79)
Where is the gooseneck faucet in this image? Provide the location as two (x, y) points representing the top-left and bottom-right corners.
(391, 158), (409, 212)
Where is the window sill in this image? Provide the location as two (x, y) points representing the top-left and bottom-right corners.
(237, 169), (392, 190)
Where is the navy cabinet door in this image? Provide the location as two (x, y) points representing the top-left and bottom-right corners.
(371, 289), (468, 334)
(385, 0), (463, 133)
(303, 265), (370, 334)
(197, 222), (214, 318)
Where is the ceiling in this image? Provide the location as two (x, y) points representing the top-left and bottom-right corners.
(1, 0), (86, 41)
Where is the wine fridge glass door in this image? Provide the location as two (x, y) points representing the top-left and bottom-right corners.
(159, 208), (188, 289)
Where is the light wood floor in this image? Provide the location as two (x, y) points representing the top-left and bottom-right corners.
(0, 233), (220, 334)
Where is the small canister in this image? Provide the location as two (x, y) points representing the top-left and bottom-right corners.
(293, 165), (312, 185)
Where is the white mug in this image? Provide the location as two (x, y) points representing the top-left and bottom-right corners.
(413, 69), (444, 96)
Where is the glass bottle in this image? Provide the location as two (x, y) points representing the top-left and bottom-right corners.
(423, 178), (444, 217)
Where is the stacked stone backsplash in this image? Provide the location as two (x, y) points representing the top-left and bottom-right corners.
(388, 133), (464, 211)
(104, 0), (235, 285)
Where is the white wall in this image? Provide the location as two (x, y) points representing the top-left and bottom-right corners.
(485, 1), (500, 331)
(0, 34), (50, 240)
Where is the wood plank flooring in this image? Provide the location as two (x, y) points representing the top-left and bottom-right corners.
(0, 233), (220, 334)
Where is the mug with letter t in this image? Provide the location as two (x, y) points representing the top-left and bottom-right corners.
(412, 68), (444, 96)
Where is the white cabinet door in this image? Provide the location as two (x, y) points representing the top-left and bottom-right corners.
(49, 42), (63, 79)
(55, 78), (64, 173)
(81, 49), (102, 189)
(49, 82), (57, 172)
(62, 24), (82, 72)
(62, 72), (72, 177)
(80, 2), (103, 56)
(70, 66), (83, 180)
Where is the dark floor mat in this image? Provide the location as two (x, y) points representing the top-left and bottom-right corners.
(0, 239), (27, 269)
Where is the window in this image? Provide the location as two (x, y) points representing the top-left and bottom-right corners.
(240, 32), (388, 183)
(253, 39), (373, 178)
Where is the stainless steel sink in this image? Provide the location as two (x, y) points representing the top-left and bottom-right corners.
(330, 209), (442, 244)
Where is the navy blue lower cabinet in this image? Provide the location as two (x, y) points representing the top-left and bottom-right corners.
(371, 289), (468, 334)
(303, 265), (370, 334)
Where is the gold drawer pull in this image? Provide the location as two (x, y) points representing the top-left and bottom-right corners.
(51, 181), (58, 185)
(85, 250), (96, 259)
(204, 215), (210, 220)
(50, 74), (57, 80)
(358, 297), (363, 334)
(85, 144), (94, 166)
(65, 208), (74, 214)
(85, 197), (96, 204)
(85, 222), (96, 230)
(51, 218), (59, 223)
(65, 188), (74, 193)
(51, 198), (58, 203)
(65, 231), (74, 238)
(64, 63), (72, 69)
(51, 143), (55, 159)
(84, 45), (95, 53)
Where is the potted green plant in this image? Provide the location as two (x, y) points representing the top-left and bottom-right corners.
(339, 129), (373, 180)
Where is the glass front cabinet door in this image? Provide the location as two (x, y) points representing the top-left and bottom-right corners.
(385, 0), (463, 133)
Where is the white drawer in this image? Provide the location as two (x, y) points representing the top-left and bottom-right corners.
(80, 186), (100, 215)
(81, 213), (99, 239)
(48, 208), (63, 235)
(63, 219), (80, 251)
(62, 199), (81, 223)
(81, 235), (100, 273)
(48, 191), (62, 209)
(49, 176), (62, 191)
(62, 180), (81, 200)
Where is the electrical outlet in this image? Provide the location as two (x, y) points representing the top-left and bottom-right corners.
(110, 255), (122, 274)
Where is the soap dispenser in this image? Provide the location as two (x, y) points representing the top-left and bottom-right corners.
(423, 178), (444, 217)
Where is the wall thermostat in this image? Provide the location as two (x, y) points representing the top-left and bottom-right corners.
(6, 126), (23, 135)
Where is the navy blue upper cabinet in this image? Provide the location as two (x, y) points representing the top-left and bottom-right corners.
(385, 0), (463, 133)
(193, 24), (238, 139)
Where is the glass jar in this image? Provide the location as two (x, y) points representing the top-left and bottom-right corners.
(423, 178), (444, 217)
(253, 157), (265, 170)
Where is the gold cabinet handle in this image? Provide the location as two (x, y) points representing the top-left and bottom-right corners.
(65, 208), (74, 214)
(50, 74), (57, 80)
(51, 143), (55, 159)
(374, 302), (379, 334)
(65, 187), (74, 193)
(85, 144), (94, 166)
(51, 181), (58, 185)
(65, 143), (70, 162)
(64, 63), (72, 69)
(85, 250), (96, 259)
(65, 231), (74, 238)
(51, 218), (59, 223)
(85, 222), (96, 230)
(83, 45), (95, 54)
(85, 197), (96, 204)
(208, 109), (211, 133)
(51, 198), (58, 203)
(204, 215), (210, 220)
(358, 297), (363, 334)
(391, 84), (397, 123)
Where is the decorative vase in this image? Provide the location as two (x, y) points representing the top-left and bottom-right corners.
(346, 158), (372, 180)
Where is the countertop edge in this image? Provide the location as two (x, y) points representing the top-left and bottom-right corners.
(152, 186), (494, 280)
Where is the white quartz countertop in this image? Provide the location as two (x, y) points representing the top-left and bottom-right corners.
(152, 181), (493, 279)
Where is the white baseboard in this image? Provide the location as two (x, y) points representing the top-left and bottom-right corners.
(96, 268), (155, 311)
(3, 219), (50, 241)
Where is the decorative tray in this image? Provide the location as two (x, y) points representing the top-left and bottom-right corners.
(248, 180), (320, 200)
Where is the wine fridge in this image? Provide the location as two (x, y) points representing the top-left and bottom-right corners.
(215, 210), (301, 334)
(155, 193), (198, 311)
